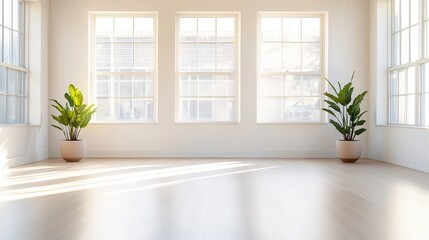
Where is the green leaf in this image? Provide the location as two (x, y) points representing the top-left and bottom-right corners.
(51, 124), (63, 131)
(322, 108), (336, 117)
(355, 120), (366, 126)
(325, 78), (339, 95)
(329, 119), (346, 135)
(324, 92), (340, 104)
(325, 100), (341, 113)
(355, 128), (366, 135)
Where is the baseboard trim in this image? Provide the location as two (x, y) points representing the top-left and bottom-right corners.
(369, 152), (429, 173)
(81, 150), (340, 159)
(3, 150), (49, 169)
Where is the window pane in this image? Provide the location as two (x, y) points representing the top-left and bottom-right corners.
(0, 95), (6, 124)
(410, 0), (419, 25)
(96, 18), (113, 43)
(217, 18), (235, 42)
(424, 63), (429, 92)
(217, 43), (234, 72)
(113, 44), (133, 72)
(179, 75), (198, 97)
(96, 44), (112, 72)
(0, 67), (6, 93)
(284, 75), (301, 96)
(198, 18), (216, 42)
(4, 0), (12, 28)
(199, 76), (214, 96)
(393, 0), (400, 32)
(133, 80), (153, 97)
(302, 97), (320, 121)
(284, 97), (301, 121)
(133, 99), (153, 120)
(134, 18), (154, 42)
(4, 29), (12, 64)
(408, 66), (415, 94)
(180, 18), (197, 42)
(96, 82), (110, 97)
(261, 43), (281, 71)
(12, 31), (20, 66)
(401, 0), (410, 29)
(398, 69), (407, 94)
(426, 21), (429, 58)
(134, 43), (154, 72)
(390, 70), (399, 95)
(392, 32), (400, 66)
(261, 18), (282, 41)
(283, 18), (301, 42)
(302, 43), (320, 72)
(215, 76), (235, 97)
(115, 99), (132, 120)
(423, 94), (429, 125)
(8, 69), (17, 94)
(180, 43), (197, 72)
(401, 29), (409, 64)
(114, 18), (133, 42)
(410, 25), (418, 62)
(95, 98), (110, 120)
(302, 75), (320, 96)
(390, 96), (399, 123)
(0, 0), (2, 26)
(198, 44), (216, 72)
(302, 18), (320, 42)
(199, 99), (213, 120)
(283, 43), (301, 71)
(398, 95), (406, 124)
(407, 94), (415, 124)
(12, 0), (19, 30)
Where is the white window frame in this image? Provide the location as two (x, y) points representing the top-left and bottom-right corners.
(387, 0), (423, 126)
(175, 12), (241, 124)
(256, 12), (327, 124)
(0, 0), (27, 125)
(89, 12), (158, 124)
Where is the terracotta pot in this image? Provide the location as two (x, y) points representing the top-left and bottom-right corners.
(60, 140), (86, 162)
(335, 140), (362, 163)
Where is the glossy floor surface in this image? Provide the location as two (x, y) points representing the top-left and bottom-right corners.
(1, 158), (429, 240)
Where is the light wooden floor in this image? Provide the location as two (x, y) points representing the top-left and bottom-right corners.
(1, 158), (429, 240)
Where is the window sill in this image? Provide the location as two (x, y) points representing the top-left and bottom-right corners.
(256, 121), (329, 125)
(174, 121), (241, 125)
(0, 124), (42, 128)
(375, 123), (429, 130)
(90, 121), (158, 125)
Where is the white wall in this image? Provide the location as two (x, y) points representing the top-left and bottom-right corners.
(49, 0), (369, 159)
(0, 0), (50, 169)
(369, 0), (429, 173)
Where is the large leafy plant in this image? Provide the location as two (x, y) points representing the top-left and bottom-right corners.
(322, 72), (367, 141)
(50, 84), (96, 141)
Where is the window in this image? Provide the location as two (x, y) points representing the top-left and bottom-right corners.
(0, 0), (26, 125)
(90, 13), (157, 122)
(257, 13), (325, 123)
(176, 13), (240, 123)
(389, 0), (428, 125)
(389, 0), (419, 125)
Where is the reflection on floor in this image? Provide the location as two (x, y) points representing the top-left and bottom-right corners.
(1, 158), (429, 240)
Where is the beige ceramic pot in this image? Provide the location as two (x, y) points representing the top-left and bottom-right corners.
(335, 140), (362, 163)
(60, 140), (86, 162)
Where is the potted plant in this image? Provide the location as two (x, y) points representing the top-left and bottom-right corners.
(322, 72), (367, 163)
(50, 84), (96, 162)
